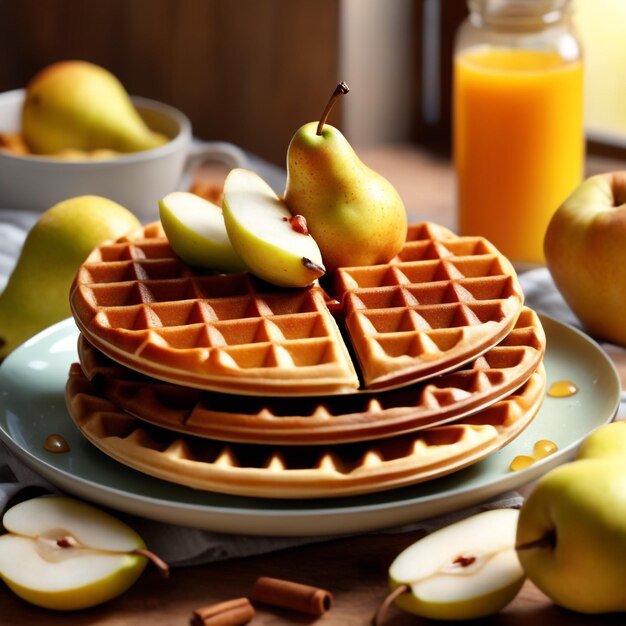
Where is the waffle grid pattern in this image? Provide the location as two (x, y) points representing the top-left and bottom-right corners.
(78, 307), (545, 444)
(335, 222), (524, 388)
(66, 363), (546, 498)
(71, 224), (359, 395)
(70, 222), (523, 396)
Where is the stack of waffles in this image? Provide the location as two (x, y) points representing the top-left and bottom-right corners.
(66, 221), (546, 499)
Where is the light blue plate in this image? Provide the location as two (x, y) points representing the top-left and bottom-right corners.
(0, 315), (620, 536)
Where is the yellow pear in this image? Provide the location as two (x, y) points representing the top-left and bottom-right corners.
(22, 61), (168, 154)
(0, 196), (140, 359)
(284, 83), (407, 271)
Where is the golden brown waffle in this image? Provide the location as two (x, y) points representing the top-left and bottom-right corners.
(70, 223), (359, 396)
(77, 307), (545, 444)
(334, 222), (524, 388)
(70, 222), (523, 395)
(66, 363), (546, 499)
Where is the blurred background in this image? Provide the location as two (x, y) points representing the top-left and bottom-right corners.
(0, 0), (623, 166)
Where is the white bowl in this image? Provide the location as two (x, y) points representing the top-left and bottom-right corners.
(0, 89), (246, 223)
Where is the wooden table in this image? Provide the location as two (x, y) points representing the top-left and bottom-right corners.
(2, 145), (626, 625)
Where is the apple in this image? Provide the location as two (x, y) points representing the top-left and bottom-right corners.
(544, 171), (626, 346)
(516, 459), (626, 614)
(575, 421), (626, 461)
(222, 168), (325, 288)
(384, 509), (524, 621)
(0, 496), (152, 610)
(159, 191), (246, 273)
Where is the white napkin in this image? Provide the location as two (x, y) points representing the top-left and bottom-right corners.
(0, 210), (618, 566)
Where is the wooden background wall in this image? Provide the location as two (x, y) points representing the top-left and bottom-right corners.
(0, 0), (341, 166)
(0, 1), (472, 165)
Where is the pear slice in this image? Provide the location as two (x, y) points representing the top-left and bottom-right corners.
(384, 509), (525, 621)
(0, 496), (150, 610)
(222, 168), (325, 288)
(159, 191), (246, 273)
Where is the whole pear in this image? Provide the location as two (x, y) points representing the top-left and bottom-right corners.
(516, 459), (626, 614)
(0, 196), (140, 359)
(284, 83), (407, 271)
(22, 61), (168, 154)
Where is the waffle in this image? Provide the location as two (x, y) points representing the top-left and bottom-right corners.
(66, 362), (546, 498)
(70, 222), (523, 395)
(334, 222), (524, 388)
(77, 307), (545, 444)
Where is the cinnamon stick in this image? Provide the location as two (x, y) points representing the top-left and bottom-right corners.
(190, 597), (254, 626)
(251, 576), (332, 616)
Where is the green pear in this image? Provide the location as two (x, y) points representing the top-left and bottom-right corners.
(22, 61), (168, 154)
(516, 459), (626, 613)
(0, 196), (140, 359)
(284, 82), (407, 272)
(575, 421), (626, 461)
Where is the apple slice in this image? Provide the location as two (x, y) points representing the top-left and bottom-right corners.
(159, 191), (246, 273)
(0, 496), (152, 610)
(382, 509), (525, 621)
(222, 168), (325, 288)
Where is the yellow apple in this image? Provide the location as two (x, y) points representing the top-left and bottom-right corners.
(544, 171), (626, 346)
(516, 458), (626, 613)
(575, 421), (626, 461)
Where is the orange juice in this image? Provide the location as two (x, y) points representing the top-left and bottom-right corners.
(454, 48), (584, 264)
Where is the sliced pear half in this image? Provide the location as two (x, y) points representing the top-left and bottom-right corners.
(386, 508), (525, 621)
(0, 496), (149, 610)
(222, 168), (325, 288)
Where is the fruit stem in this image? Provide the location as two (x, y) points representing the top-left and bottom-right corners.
(56, 535), (170, 577)
(372, 584), (409, 626)
(316, 82), (349, 136)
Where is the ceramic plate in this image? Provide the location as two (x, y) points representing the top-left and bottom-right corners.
(0, 315), (620, 536)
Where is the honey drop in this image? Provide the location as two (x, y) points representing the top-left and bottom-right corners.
(548, 380), (578, 398)
(533, 439), (558, 459)
(509, 454), (535, 472)
(44, 434), (70, 453)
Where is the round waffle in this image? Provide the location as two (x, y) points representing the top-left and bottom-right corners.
(70, 222), (524, 396)
(66, 363), (546, 499)
(77, 307), (545, 444)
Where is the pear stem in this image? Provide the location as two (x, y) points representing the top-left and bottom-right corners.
(57, 535), (170, 578)
(316, 82), (349, 136)
(372, 584), (409, 626)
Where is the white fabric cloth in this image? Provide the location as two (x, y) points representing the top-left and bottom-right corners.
(0, 210), (620, 565)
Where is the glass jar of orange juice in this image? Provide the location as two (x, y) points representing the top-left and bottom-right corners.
(453, 0), (584, 266)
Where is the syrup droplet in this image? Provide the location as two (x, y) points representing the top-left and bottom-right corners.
(509, 454), (535, 472)
(548, 380), (578, 398)
(44, 434), (70, 453)
(533, 439), (558, 459)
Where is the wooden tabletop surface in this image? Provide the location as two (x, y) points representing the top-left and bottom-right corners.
(2, 145), (626, 625)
